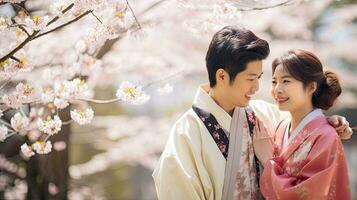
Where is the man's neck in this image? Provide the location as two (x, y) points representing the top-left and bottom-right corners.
(208, 88), (235, 116)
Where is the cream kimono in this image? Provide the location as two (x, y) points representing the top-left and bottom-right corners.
(152, 84), (287, 200)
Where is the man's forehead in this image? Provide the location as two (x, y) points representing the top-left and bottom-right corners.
(242, 66), (263, 76)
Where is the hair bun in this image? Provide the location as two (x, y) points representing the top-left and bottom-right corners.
(312, 70), (342, 110)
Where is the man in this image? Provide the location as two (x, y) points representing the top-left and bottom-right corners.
(152, 26), (352, 200)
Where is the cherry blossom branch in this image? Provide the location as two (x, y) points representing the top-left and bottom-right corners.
(17, 25), (30, 36)
(0, 78), (11, 90)
(44, 135), (50, 142)
(23, 98), (41, 104)
(95, 0), (168, 58)
(11, 3), (30, 16)
(0, 3), (77, 63)
(234, 0), (296, 11)
(33, 10), (91, 39)
(77, 97), (121, 104)
(0, 97), (42, 108)
(190, 0), (297, 12)
(77, 70), (183, 104)
(5, 132), (17, 139)
(62, 120), (73, 125)
(140, 0), (168, 14)
(0, 118), (12, 128)
(126, 0), (141, 29)
(46, 3), (74, 27)
(143, 69), (183, 89)
(19, 106), (26, 116)
(8, 19), (30, 36)
(0, 31), (37, 63)
(9, 55), (20, 63)
(1, 107), (10, 113)
(90, 11), (103, 24)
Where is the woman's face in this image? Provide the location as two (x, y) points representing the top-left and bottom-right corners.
(271, 64), (314, 112)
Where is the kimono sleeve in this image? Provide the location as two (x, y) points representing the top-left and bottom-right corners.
(260, 126), (351, 200)
(250, 100), (289, 132)
(152, 115), (211, 200)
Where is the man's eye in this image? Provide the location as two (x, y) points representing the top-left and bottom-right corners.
(272, 80), (276, 84)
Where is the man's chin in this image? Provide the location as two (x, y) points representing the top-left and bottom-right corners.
(235, 100), (250, 107)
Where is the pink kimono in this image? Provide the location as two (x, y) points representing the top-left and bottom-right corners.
(260, 116), (351, 200)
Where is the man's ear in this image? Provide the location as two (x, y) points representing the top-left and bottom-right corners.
(216, 68), (229, 85)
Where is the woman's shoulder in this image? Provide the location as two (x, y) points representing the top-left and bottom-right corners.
(313, 121), (339, 142)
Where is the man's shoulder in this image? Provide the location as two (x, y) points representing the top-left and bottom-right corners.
(163, 108), (204, 152)
(249, 99), (275, 109)
(249, 99), (278, 115)
(249, 99), (289, 129)
(173, 108), (202, 131)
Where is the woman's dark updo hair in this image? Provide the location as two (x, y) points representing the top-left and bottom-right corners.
(272, 49), (341, 110)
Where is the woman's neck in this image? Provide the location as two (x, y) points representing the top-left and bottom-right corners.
(289, 104), (314, 134)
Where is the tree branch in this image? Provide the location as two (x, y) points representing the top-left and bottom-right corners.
(0, 78), (11, 90)
(0, 3), (75, 63)
(0, 31), (37, 63)
(95, 0), (168, 59)
(76, 70), (183, 104)
(17, 25), (30, 36)
(126, 0), (141, 29)
(33, 10), (91, 39)
(76, 97), (121, 104)
(234, 0), (296, 11)
(9, 18), (30, 36)
(10, 55), (21, 63)
(11, 2), (30, 16)
(90, 10), (103, 24)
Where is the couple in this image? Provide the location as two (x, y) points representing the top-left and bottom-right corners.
(152, 26), (352, 200)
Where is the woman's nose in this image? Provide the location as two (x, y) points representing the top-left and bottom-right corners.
(274, 83), (283, 94)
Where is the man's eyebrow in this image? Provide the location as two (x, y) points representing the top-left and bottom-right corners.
(248, 72), (263, 77)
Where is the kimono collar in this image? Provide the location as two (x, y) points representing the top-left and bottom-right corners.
(283, 109), (324, 150)
(193, 83), (232, 132)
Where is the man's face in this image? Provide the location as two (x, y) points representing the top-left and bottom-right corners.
(222, 60), (263, 107)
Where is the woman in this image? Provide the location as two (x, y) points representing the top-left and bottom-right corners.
(256, 49), (351, 200)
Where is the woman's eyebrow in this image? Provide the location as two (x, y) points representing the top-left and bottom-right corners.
(281, 75), (293, 79)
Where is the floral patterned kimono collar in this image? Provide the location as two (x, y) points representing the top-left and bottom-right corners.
(193, 83), (232, 133)
(283, 109), (324, 150)
(276, 116), (327, 160)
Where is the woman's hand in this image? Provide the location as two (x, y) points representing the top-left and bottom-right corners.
(253, 117), (274, 167)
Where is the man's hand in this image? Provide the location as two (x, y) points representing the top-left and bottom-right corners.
(326, 115), (353, 140)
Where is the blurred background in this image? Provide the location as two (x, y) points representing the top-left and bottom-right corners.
(0, 0), (356, 199)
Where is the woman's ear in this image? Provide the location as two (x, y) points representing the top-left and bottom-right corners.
(308, 81), (317, 95)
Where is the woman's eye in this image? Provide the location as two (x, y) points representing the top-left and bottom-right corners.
(283, 80), (290, 83)
(272, 80), (276, 84)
